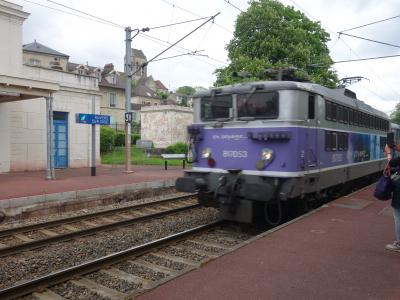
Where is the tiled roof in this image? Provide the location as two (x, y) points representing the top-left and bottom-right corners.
(133, 83), (160, 99)
(67, 62), (98, 73)
(155, 80), (168, 91)
(23, 41), (69, 58)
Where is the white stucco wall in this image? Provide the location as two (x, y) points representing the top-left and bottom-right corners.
(6, 66), (101, 172)
(141, 105), (193, 148)
(0, 1), (27, 77)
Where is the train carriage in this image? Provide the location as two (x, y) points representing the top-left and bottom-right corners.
(176, 81), (390, 224)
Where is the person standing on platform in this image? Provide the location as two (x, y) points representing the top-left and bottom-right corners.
(385, 143), (400, 252)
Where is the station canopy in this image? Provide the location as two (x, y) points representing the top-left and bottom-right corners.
(0, 74), (59, 102)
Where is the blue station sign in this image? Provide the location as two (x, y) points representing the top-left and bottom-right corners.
(76, 113), (111, 125)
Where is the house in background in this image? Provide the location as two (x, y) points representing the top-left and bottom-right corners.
(23, 40), (69, 71)
(97, 63), (126, 125)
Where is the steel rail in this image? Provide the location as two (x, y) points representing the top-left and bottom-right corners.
(0, 220), (223, 300)
(0, 194), (195, 238)
(0, 203), (200, 258)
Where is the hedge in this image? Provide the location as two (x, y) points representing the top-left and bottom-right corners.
(165, 142), (188, 154)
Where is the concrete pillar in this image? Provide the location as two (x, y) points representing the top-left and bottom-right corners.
(0, 102), (10, 172)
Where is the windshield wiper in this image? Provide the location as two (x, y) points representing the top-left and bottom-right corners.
(238, 116), (255, 121)
(215, 117), (231, 122)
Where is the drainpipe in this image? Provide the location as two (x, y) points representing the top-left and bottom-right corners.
(46, 95), (55, 180)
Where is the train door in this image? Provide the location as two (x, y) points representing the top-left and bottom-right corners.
(305, 93), (319, 192)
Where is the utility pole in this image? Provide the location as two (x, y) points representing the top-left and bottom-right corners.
(124, 27), (133, 173)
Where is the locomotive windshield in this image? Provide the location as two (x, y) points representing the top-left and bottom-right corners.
(200, 95), (232, 121)
(237, 92), (278, 119)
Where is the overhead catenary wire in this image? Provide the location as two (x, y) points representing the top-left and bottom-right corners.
(133, 12), (221, 76)
(288, 0), (400, 100)
(334, 54), (400, 64)
(223, 0), (244, 13)
(160, 0), (233, 34)
(338, 32), (400, 49)
(22, 0), (122, 28)
(139, 34), (221, 68)
(151, 50), (207, 63)
(28, 0), (226, 68)
(47, 0), (125, 28)
(339, 15), (400, 33)
(140, 32), (228, 66)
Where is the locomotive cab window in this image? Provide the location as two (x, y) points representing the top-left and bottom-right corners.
(237, 91), (278, 119)
(308, 94), (315, 119)
(200, 95), (233, 121)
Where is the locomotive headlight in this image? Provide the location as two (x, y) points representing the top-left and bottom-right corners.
(261, 148), (274, 161)
(257, 148), (274, 170)
(201, 148), (212, 159)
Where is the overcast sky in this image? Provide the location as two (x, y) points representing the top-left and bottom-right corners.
(13, 0), (400, 114)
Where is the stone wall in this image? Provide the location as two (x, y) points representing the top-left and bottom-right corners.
(141, 105), (193, 148)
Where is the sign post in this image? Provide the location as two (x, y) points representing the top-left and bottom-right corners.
(76, 113), (110, 176)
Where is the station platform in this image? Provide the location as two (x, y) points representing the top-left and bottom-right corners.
(139, 185), (400, 299)
(0, 166), (184, 215)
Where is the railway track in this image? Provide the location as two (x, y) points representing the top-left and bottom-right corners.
(0, 194), (198, 258)
(0, 221), (259, 300)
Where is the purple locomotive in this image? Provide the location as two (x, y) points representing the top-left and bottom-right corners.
(176, 81), (390, 224)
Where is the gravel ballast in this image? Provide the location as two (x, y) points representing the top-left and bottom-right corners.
(0, 207), (220, 289)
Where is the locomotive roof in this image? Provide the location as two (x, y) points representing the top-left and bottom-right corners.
(196, 81), (388, 119)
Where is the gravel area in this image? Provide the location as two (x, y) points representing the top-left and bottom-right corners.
(15, 295), (35, 300)
(180, 240), (225, 254)
(162, 246), (208, 262)
(142, 253), (187, 271)
(85, 271), (141, 293)
(0, 190), (187, 230)
(196, 235), (240, 247)
(115, 262), (167, 281)
(0, 207), (220, 289)
(50, 281), (110, 300)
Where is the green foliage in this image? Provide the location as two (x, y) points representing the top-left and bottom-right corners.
(176, 86), (196, 96)
(157, 91), (168, 99)
(214, 0), (338, 88)
(390, 103), (400, 124)
(165, 142), (188, 154)
(131, 133), (141, 145)
(101, 146), (190, 166)
(100, 126), (116, 153)
(115, 131), (125, 147)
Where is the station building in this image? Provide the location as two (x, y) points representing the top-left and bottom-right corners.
(0, 0), (101, 173)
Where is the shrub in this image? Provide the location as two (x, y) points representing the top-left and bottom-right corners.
(115, 131), (125, 147)
(100, 126), (116, 153)
(131, 134), (141, 145)
(165, 142), (188, 154)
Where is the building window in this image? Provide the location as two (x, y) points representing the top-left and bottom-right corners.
(112, 74), (117, 84)
(29, 58), (41, 66)
(78, 68), (85, 75)
(108, 93), (117, 107)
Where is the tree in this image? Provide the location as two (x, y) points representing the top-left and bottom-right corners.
(176, 86), (196, 96)
(176, 86), (196, 107)
(390, 103), (400, 124)
(214, 0), (338, 88)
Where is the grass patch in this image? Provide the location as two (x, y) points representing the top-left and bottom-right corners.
(101, 147), (187, 166)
